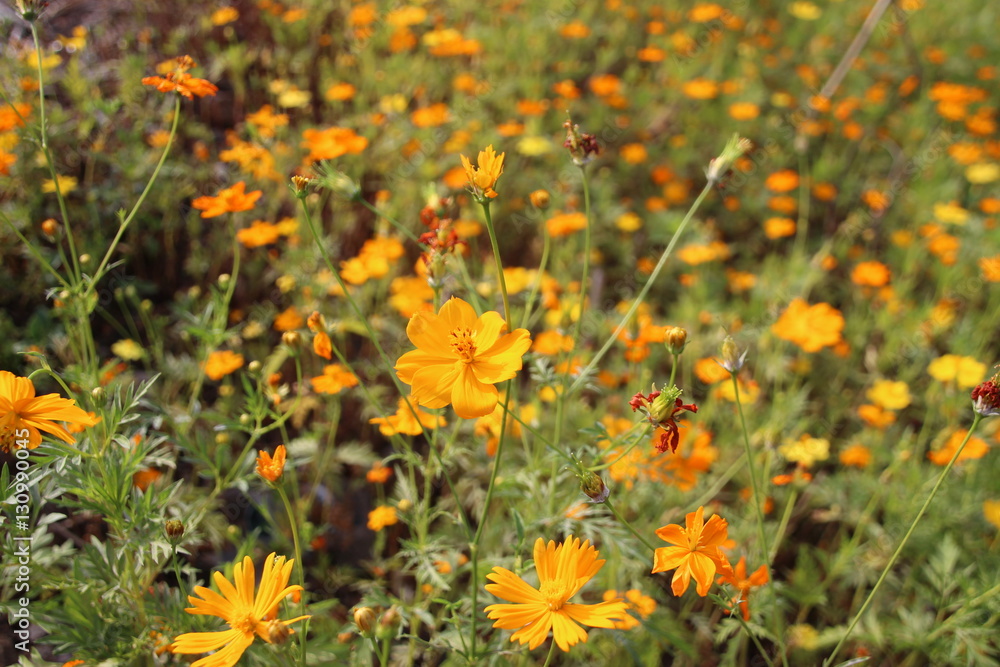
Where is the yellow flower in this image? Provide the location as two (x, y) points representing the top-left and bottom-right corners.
(778, 435), (830, 468)
(984, 500), (1000, 531)
(789, 1), (821, 20)
(111, 338), (145, 361)
(395, 298), (531, 419)
(484, 536), (629, 652)
(928, 354), (986, 388)
(210, 7), (239, 25)
(42, 175), (77, 194)
(460, 144), (505, 199)
(866, 379), (911, 411)
(170, 553), (309, 667)
(310, 364), (359, 395)
(369, 398), (447, 436)
(367, 505), (398, 531)
(0, 371), (98, 451)
(966, 162), (1000, 184)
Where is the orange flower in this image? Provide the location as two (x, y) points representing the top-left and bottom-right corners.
(256, 444), (287, 482)
(301, 127), (368, 163)
(366, 461), (393, 484)
(716, 557), (769, 620)
(0, 372), (98, 451)
(765, 169), (800, 192)
(395, 297), (531, 419)
(652, 506), (732, 596)
(851, 260), (891, 287)
(927, 429), (989, 465)
(367, 505), (398, 531)
(545, 212), (587, 237)
(771, 298), (844, 352)
(369, 398), (447, 436)
(236, 221), (281, 248)
(310, 364), (359, 395)
(192, 182), (262, 218)
(203, 351), (244, 381)
(141, 56), (218, 99)
(411, 103), (452, 128)
(839, 444), (872, 468)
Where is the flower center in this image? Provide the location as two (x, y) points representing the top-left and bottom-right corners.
(230, 610), (259, 635)
(449, 327), (478, 363)
(539, 580), (570, 611)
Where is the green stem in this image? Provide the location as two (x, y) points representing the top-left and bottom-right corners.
(519, 227), (551, 330)
(276, 483), (308, 665)
(481, 202), (511, 326)
(732, 373), (771, 566)
(84, 96), (181, 300)
(603, 498), (656, 553)
(355, 196), (419, 243)
(541, 640), (558, 667)
(570, 166), (592, 347)
(822, 412), (983, 666)
(31, 23), (80, 285)
(568, 181), (712, 395)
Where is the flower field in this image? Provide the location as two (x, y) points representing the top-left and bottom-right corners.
(1, 0), (999, 665)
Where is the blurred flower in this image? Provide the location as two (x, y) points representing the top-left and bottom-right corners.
(966, 163), (1000, 184)
(256, 444), (287, 483)
(602, 589), (656, 629)
(652, 506), (732, 596)
(42, 175), (77, 194)
(237, 221), (281, 248)
(771, 298), (844, 353)
(210, 7), (239, 25)
(192, 182), (262, 218)
(851, 261), (891, 287)
(367, 505), (398, 531)
(142, 56), (218, 99)
(484, 536), (628, 652)
(546, 212), (588, 237)
(461, 144), (504, 199)
(866, 379), (911, 411)
(366, 461), (392, 484)
(778, 434), (830, 467)
(301, 127), (368, 163)
(717, 557), (769, 620)
(311, 364), (359, 395)
(839, 444), (872, 468)
(170, 553), (308, 666)
(369, 398), (447, 436)
(112, 338), (145, 361)
(927, 429), (989, 465)
(984, 500), (1000, 531)
(203, 351), (244, 381)
(245, 105), (288, 138)
(0, 371), (98, 451)
(395, 298), (531, 419)
(980, 256), (1000, 282)
(928, 355), (986, 388)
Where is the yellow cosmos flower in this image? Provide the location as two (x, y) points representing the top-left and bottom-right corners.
(0, 371), (98, 451)
(170, 553), (309, 667)
(460, 144), (505, 199)
(484, 536), (629, 652)
(369, 398), (447, 436)
(395, 297), (531, 419)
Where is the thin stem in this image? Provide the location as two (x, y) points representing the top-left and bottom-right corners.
(570, 166), (592, 347)
(732, 373), (771, 566)
(481, 202), (511, 325)
(355, 196), (419, 243)
(276, 482), (308, 665)
(85, 96), (181, 300)
(541, 640), (558, 667)
(568, 181), (712, 395)
(823, 413), (983, 666)
(603, 498), (656, 553)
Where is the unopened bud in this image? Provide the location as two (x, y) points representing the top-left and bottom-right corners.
(972, 379), (1000, 417)
(579, 471), (609, 503)
(218, 273), (231, 286)
(377, 606), (402, 639)
(354, 607), (376, 635)
(266, 619), (291, 644)
(720, 336), (747, 372)
(165, 519), (184, 540)
(665, 327), (687, 354)
(291, 175), (313, 196)
(282, 331), (302, 348)
(41, 218), (59, 237)
(91, 386), (104, 400)
(706, 133), (752, 183)
(529, 189), (550, 209)
(397, 499), (412, 512)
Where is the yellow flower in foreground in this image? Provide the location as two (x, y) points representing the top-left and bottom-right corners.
(652, 506), (732, 597)
(395, 297), (531, 419)
(170, 553), (309, 667)
(460, 144), (505, 199)
(0, 371), (98, 451)
(485, 536), (628, 652)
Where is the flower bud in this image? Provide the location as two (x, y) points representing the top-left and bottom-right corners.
(165, 519), (184, 540)
(41, 218), (59, 237)
(579, 471), (609, 503)
(291, 175), (313, 197)
(529, 189), (550, 209)
(266, 619), (291, 644)
(649, 384), (682, 423)
(354, 607), (376, 635)
(706, 133), (752, 184)
(247, 360), (261, 373)
(282, 331), (302, 348)
(397, 498), (412, 512)
(972, 379), (1000, 417)
(376, 606), (401, 639)
(665, 326), (687, 355)
(720, 336), (747, 372)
